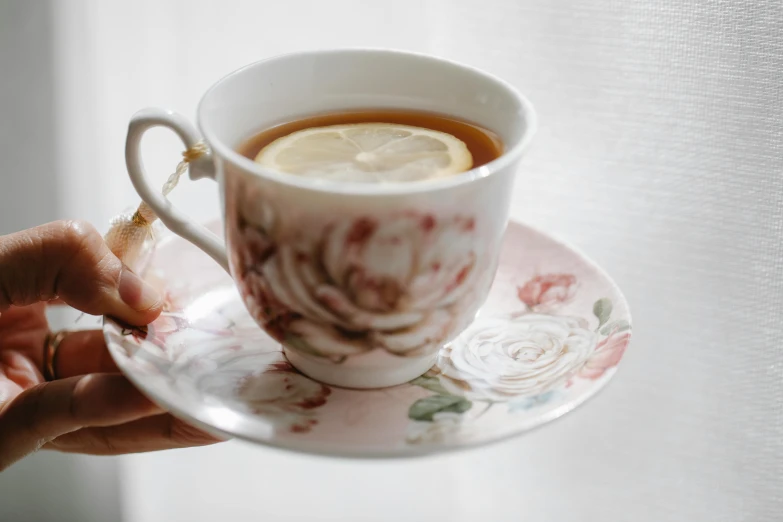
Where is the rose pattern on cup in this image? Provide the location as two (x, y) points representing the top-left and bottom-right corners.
(235, 211), (481, 362)
(405, 274), (631, 445)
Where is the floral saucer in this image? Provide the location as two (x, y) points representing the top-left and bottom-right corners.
(103, 220), (632, 457)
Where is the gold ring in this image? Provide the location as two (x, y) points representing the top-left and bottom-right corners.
(43, 330), (69, 381)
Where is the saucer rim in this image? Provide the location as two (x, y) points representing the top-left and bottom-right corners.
(103, 218), (632, 459)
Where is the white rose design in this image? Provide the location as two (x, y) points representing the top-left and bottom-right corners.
(437, 314), (598, 401)
(237, 213), (479, 359)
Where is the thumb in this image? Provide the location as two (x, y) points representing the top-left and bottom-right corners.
(0, 220), (162, 324)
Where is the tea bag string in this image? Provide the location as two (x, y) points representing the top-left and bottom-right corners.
(132, 141), (210, 226)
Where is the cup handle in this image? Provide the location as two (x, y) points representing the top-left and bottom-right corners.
(125, 108), (229, 272)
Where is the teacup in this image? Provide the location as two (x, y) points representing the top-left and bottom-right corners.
(125, 48), (536, 388)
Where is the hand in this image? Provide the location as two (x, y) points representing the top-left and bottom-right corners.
(0, 220), (222, 471)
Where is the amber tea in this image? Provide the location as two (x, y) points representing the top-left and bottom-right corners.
(238, 109), (504, 183)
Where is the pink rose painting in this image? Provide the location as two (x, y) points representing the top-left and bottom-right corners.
(234, 361), (331, 433)
(236, 212), (481, 361)
(579, 329), (631, 380)
(187, 351), (332, 434)
(517, 273), (577, 311)
(121, 314), (184, 346)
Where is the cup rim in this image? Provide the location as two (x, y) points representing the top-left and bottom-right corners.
(197, 48), (537, 196)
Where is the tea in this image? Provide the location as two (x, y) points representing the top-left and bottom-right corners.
(237, 109), (504, 183)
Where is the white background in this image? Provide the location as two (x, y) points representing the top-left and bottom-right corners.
(1, 0), (782, 520)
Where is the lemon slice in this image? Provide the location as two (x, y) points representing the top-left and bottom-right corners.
(254, 123), (473, 183)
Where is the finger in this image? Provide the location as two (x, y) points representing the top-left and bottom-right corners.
(0, 220), (162, 325)
(55, 330), (119, 378)
(0, 374), (161, 471)
(44, 413), (225, 455)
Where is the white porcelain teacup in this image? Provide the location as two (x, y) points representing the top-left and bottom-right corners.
(125, 48), (536, 388)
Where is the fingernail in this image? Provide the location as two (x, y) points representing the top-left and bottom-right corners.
(118, 268), (161, 311)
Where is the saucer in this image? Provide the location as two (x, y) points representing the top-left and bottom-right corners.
(103, 220), (632, 458)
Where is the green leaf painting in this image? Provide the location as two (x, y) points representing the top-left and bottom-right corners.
(592, 298), (613, 328)
(410, 375), (452, 396)
(408, 395), (472, 421)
